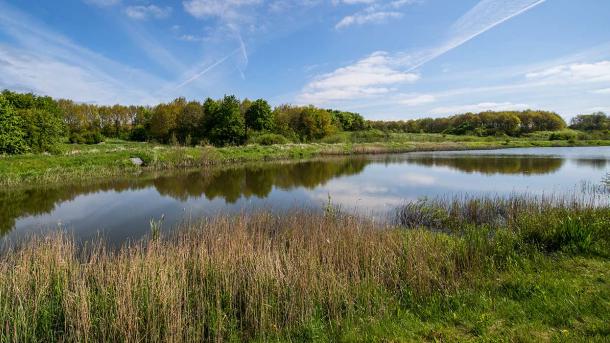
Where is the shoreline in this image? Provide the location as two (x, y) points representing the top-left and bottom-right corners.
(2, 138), (610, 188)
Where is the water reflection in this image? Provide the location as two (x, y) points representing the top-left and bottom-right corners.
(152, 159), (368, 202)
(574, 158), (609, 169)
(2, 147), (609, 240)
(401, 155), (564, 175)
(0, 159), (368, 234)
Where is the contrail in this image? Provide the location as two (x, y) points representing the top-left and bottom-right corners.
(175, 47), (242, 89)
(234, 33), (249, 80)
(407, 0), (546, 71)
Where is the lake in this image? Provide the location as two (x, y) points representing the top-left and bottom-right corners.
(2, 146), (609, 245)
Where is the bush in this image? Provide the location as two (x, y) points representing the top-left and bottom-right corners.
(68, 132), (85, 144)
(319, 133), (349, 144)
(85, 131), (103, 144)
(251, 133), (290, 146)
(129, 125), (148, 142)
(549, 132), (576, 141)
(350, 129), (389, 143)
(69, 131), (103, 145)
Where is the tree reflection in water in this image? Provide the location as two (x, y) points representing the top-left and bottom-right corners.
(0, 153), (585, 235)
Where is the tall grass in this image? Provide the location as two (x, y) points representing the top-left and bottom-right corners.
(1, 195), (609, 341)
(395, 193), (610, 256)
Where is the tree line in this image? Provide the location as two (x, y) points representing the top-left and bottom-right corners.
(59, 95), (367, 146)
(569, 112), (610, 131)
(1, 89), (592, 155)
(369, 110), (567, 136)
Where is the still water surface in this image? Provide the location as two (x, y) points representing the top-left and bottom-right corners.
(2, 147), (609, 244)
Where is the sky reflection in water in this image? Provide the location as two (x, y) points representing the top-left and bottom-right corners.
(2, 147), (609, 244)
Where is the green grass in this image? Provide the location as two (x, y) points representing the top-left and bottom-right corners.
(0, 194), (609, 342)
(336, 256), (610, 342)
(2, 134), (610, 188)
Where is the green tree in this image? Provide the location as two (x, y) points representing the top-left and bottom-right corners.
(2, 90), (64, 152)
(245, 99), (273, 133)
(570, 112), (609, 131)
(149, 98), (185, 143)
(176, 101), (204, 144)
(296, 106), (335, 141)
(209, 95), (246, 146)
(20, 108), (64, 152)
(0, 95), (28, 154)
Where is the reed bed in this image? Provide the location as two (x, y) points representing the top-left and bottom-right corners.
(395, 193), (610, 255)
(1, 196), (609, 341)
(0, 209), (511, 342)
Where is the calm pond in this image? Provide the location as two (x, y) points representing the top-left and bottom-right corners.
(2, 146), (609, 244)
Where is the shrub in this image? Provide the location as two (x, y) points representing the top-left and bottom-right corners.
(351, 129), (389, 143)
(549, 132), (576, 141)
(251, 133), (290, 145)
(70, 131), (103, 145)
(68, 132), (85, 144)
(319, 133), (349, 144)
(129, 125), (148, 142)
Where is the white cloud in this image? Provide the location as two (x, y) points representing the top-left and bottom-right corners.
(178, 34), (205, 42)
(0, 2), (164, 104)
(399, 173), (436, 186)
(300, 0), (546, 106)
(182, 0), (261, 20)
(526, 61), (610, 84)
(335, 0), (418, 29)
(338, 0), (377, 4)
(0, 47), (114, 102)
(399, 94), (436, 106)
(125, 5), (172, 20)
(430, 102), (530, 115)
(298, 51), (419, 104)
(83, 0), (120, 7)
(336, 11), (402, 29)
(592, 88), (610, 95)
(388, 0), (418, 8)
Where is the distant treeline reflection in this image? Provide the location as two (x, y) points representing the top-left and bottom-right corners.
(400, 155), (564, 175)
(0, 154), (583, 234)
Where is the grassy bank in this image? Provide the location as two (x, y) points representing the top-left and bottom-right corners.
(2, 133), (610, 188)
(1, 195), (609, 341)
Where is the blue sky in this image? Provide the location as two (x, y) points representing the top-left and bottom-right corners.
(1, 0), (609, 120)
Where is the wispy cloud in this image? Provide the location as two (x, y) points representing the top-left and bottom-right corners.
(172, 33), (248, 89)
(0, 1), (164, 104)
(182, 0), (261, 21)
(399, 94), (436, 106)
(298, 51), (419, 104)
(335, 0), (417, 29)
(405, 0), (546, 71)
(83, 0), (120, 7)
(124, 5), (172, 20)
(430, 102), (530, 115)
(337, 0), (377, 4)
(592, 88), (610, 95)
(301, 0), (546, 105)
(181, 0), (257, 79)
(178, 34), (205, 42)
(336, 11), (402, 29)
(526, 61), (610, 84)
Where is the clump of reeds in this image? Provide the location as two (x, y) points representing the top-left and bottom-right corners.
(395, 194), (610, 255)
(0, 210), (501, 342)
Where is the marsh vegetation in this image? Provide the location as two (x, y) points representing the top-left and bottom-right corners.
(1, 193), (609, 342)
